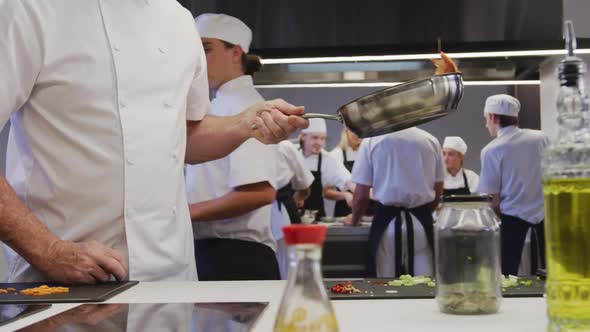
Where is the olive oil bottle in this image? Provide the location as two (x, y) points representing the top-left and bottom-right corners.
(542, 21), (590, 332)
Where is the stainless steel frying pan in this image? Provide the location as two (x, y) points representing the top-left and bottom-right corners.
(303, 73), (464, 138)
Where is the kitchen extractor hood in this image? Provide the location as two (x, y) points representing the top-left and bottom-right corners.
(178, 0), (588, 84)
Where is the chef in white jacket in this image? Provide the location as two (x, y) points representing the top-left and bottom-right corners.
(476, 94), (549, 276)
(0, 2), (306, 284)
(442, 136), (480, 196)
(299, 119), (353, 220)
(186, 14), (281, 281)
(346, 128), (445, 277)
(271, 140), (314, 279)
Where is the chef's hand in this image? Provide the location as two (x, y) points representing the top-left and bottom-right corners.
(344, 192), (354, 208)
(343, 214), (355, 226)
(246, 99), (308, 144)
(42, 240), (128, 284)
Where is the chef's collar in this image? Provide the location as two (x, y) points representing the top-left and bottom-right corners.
(215, 75), (253, 98)
(497, 125), (519, 138)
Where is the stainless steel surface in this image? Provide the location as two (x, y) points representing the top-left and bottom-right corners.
(300, 73), (463, 138)
(301, 113), (342, 122)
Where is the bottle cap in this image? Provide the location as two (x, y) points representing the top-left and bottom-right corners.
(282, 225), (327, 245)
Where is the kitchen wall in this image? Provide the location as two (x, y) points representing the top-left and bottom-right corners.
(258, 85), (541, 173)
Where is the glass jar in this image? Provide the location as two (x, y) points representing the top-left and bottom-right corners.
(274, 225), (338, 332)
(435, 194), (502, 315)
(542, 21), (590, 332)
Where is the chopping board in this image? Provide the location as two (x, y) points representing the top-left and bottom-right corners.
(325, 277), (544, 300)
(0, 281), (138, 304)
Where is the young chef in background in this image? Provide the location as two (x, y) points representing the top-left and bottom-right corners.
(0, 2), (306, 284)
(299, 119), (353, 221)
(345, 128), (445, 277)
(186, 13), (280, 281)
(442, 136), (480, 195)
(476, 94), (550, 276)
(271, 140), (314, 279)
(325, 128), (362, 217)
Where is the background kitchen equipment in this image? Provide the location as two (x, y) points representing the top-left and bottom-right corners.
(301, 73), (464, 138)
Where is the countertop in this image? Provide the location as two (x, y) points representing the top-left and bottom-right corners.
(3, 281), (548, 331)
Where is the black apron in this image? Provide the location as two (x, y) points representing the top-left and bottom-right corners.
(442, 170), (471, 196)
(367, 202), (435, 277)
(303, 153), (326, 220)
(333, 149), (355, 217)
(499, 214), (546, 275)
(195, 238), (280, 281)
(276, 185), (301, 224)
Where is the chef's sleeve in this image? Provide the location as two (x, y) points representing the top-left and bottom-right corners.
(285, 142), (314, 190)
(434, 142), (446, 183)
(0, 1), (43, 128)
(351, 139), (373, 186)
(476, 148), (501, 194)
(228, 139), (277, 189)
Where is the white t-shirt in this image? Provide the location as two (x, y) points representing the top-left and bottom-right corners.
(444, 168), (480, 192)
(352, 127), (445, 207)
(477, 126), (549, 224)
(186, 76), (278, 251)
(270, 141), (314, 240)
(1, 0), (208, 282)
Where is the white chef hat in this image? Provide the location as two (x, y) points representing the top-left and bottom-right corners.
(302, 118), (327, 134)
(195, 13), (252, 53)
(443, 136), (468, 155)
(484, 94), (520, 117)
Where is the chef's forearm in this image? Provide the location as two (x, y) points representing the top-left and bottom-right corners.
(431, 181), (444, 212)
(323, 187), (348, 201)
(185, 114), (250, 164)
(0, 176), (59, 272)
(351, 184), (371, 224)
(189, 182), (276, 222)
(293, 188), (311, 202)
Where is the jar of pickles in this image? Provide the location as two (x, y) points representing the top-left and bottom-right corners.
(435, 194), (502, 314)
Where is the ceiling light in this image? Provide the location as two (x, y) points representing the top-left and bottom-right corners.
(254, 80), (540, 88)
(260, 49), (590, 65)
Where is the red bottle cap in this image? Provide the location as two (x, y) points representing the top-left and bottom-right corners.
(282, 225), (327, 245)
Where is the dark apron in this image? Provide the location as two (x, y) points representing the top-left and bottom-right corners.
(195, 238), (280, 281)
(442, 170), (471, 196)
(303, 153), (325, 220)
(333, 149), (355, 217)
(367, 202), (435, 277)
(499, 214), (546, 275)
(276, 185), (301, 224)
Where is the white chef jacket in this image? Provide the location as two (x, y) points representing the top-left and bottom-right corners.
(352, 128), (445, 277)
(271, 140), (314, 240)
(186, 76), (278, 251)
(477, 126), (550, 224)
(0, 1), (208, 282)
(301, 149), (352, 216)
(329, 146), (358, 165)
(444, 168), (480, 192)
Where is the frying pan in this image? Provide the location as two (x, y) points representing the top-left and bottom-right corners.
(302, 73), (464, 138)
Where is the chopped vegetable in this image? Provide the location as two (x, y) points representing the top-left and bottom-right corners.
(386, 275), (433, 287)
(329, 282), (361, 294)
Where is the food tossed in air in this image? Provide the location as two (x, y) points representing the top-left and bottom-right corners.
(432, 52), (460, 74)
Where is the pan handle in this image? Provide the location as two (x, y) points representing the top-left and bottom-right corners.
(301, 113), (342, 122)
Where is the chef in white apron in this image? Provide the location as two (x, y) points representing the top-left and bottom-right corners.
(299, 119), (353, 221)
(271, 140), (314, 279)
(442, 136), (480, 196)
(476, 94), (550, 276)
(346, 128), (445, 277)
(187, 13), (280, 281)
(0, 2), (306, 284)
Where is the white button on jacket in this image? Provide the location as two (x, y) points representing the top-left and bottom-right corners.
(1, 0), (210, 281)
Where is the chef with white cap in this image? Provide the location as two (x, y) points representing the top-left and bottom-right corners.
(186, 13), (280, 280)
(345, 127), (445, 278)
(299, 118), (353, 220)
(442, 136), (479, 196)
(477, 94), (550, 276)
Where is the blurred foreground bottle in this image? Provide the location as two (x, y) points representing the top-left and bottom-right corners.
(542, 20), (590, 332)
(274, 225), (338, 332)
